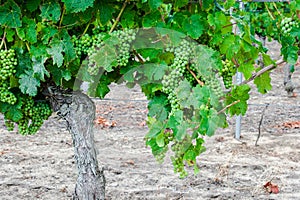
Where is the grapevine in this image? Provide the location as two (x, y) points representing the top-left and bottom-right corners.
(219, 59), (236, 89)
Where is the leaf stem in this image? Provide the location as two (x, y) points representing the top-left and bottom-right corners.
(0, 31), (6, 50)
(217, 100), (240, 115)
(82, 21), (91, 37)
(186, 65), (204, 86)
(59, 5), (66, 27)
(272, 3), (281, 16)
(109, 0), (129, 34)
(264, 3), (275, 20)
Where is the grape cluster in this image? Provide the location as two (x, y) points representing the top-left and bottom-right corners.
(111, 29), (136, 66)
(219, 59), (236, 89)
(17, 97), (52, 135)
(162, 40), (193, 113)
(203, 75), (223, 98)
(170, 135), (191, 178)
(281, 17), (299, 36)
(0, 49), (17, 105)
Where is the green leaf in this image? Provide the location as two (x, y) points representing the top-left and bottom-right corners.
(262, 53), (274, 66)
(98, 2), (115, 25)
(148, 0), (162, 10)
(0, 1), (22, 28)
(220, 34), (240, 59)
(6, 28), (15, 42)
(95, 80), (111, 99)
(22, 17), (37, 44)
(254, 71), (272, 94)
(148, 95), (169, 121)
(238, 62), (254, 80)
(5, 105), (23, 122)
(40, 0), (61, 22)
(91, 45), (117, 72)
(175, 0), (188, 8)
(194, 45), (222, 77)
(207, 12), (231, 34)
(62, 0), (95, 13)
(47, 38), (64, 67)
(183, 14), (205, 39)
(226, 85), (250, 116)
(60, 30), (76, 64)
(32, 56), (50, 81)
(19, 71), (40, 96)
(146, 118), (164, 138)
(156, 132), (165, 147)
(25, 0), (42, 12)
(142, 10), (161, 27)
(176, 121), (188, 141)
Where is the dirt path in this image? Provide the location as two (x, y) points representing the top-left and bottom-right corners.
(0, 45), (300, 199)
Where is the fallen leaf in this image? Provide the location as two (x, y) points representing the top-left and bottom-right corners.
(264, 181), (279, 194)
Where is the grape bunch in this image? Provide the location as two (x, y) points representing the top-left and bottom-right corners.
(16, 97), (52, 135)
(219, 59), (236, 89)
(170, 135), (192, 178)
(281, 17), (299, 36)
(203, 75), (223, 98)
(0, 80), (17, 104)
(162, 40), (193, 113)
(4, 118), (14, 131)
(0, 49), (17, 80)
(111, 29), (136, 66)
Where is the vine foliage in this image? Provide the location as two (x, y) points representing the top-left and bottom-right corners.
(0, 0), (299, 177)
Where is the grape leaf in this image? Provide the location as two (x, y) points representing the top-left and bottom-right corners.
(19, 70), (40, 96)
(91, 45), (117, 72)
(40, 0), (61, 22)
(238, 62), (254, 80)
(139, 63), (168, 81)
(5, 106), (23, 122)
(47, 64), (71, 85)
(32, 56), (50, 81)
(60, 30), (76, 64)
(156, 132), (165, 147)
(148, 0), (162, 10)
(207, 12), (231, 34)
(62, 0), (94, 13)
(175, 0), (188, 8)
(95, 80), (111, 99)
(148, 95), (169, 121)
(183, 14), (205, 39)
(226, 85), (250, 116)
(254, 71), (272, 94)
(47, 38), (64, 67)
(98, 2), (115, 25)
(220, 34), (240, 59)
(194, 45), (222, 77)
(146, 118), (164, 138)
(25, 0), (42, 12)
(0, 1), (22, 28)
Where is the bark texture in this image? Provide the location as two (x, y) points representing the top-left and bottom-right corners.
(44, 87), (105, 200)
(283, 63), (295, 97)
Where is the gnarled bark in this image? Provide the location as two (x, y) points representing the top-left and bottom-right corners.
(283, 63), (295, 97)
(44, 87), (105, 200)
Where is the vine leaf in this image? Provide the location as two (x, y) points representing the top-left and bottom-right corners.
(0, 1), (22, 28)
(226, 85), (250, 116)
(40, 0), (61, 22)
(16, 17), (37, 44)
(62, 0), (95, 13)
(148, 0), (163, 10)
(47, 38), (64, 67)
(19, 71), (40, 96)
(32, 56), (50, 81)
(238, 63), (254, 80)
(183, 14), (205, 39)
(98, 2), (115, 25)
(254, 71), (272, 94)
(220, 34), (240, 59)
(148, 95), (169, 121)
(91, 45), (117, 72)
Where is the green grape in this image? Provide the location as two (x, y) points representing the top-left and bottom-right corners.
(219, 59), (236, 89)
(0, 80), (17, 105)
(0, 49), (17, 81)
(162, 40), (194, 114)
(111, 29), (136, 66)
(16, 97), (52, 135)
(280, 17), (299, 36)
